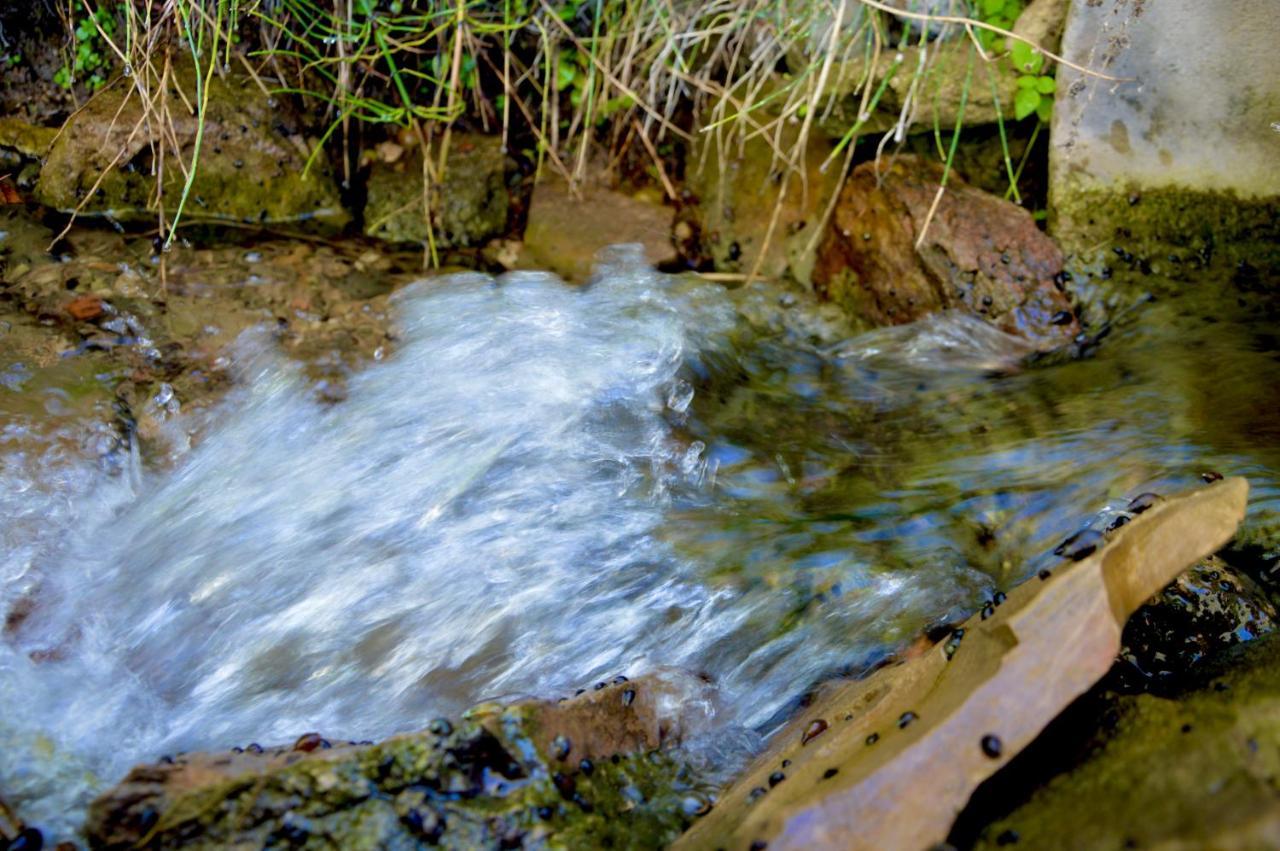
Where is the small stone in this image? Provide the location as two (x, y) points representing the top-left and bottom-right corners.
(622, 688), (636, 706)
(1201, 471), (1223, 483)
(768, 771), (786, 787)
(802, 718), (829, 745)
(1127, 492), (1161, 514)
(292, 732), (326, 753)
(66, 294), (105, 322)
(1106, 514), (1131, 533)
(578, 758), (594, 776)
(8, 828), (44, 851)
(428, 718), (453, 736)
(981, 734), (1003, 758)
(1054, 528), (1104, 561)
(552, 735), (571, 761)
(822, 767), (839, 779)
(898, 711), (917, 728)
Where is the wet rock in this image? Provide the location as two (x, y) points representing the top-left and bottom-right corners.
(518, 177), (675, 283)
(86, 671), (716, 850)
(363, 134), (508, 247)
(673, 479), (1248, 851)
(32, 63), (348, 230)
(0, 796), (24, 844)
(813, 156), (1079, 346)
(0, 117), (57, 161)
(1117, 555), (1277, 690)
(684, 121), (841, 284)
(972, 634), (1280, 850)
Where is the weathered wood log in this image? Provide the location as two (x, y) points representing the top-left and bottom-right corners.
(675, 477), (1249, 851)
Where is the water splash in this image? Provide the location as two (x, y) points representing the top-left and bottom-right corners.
(3, 249), (1279, 839)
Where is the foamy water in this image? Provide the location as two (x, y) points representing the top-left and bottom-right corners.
(4, 249), (1278, 840)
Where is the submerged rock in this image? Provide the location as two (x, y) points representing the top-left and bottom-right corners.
(86, 671), (717, 849)
(363, 134), (509, 247)
(1118, 554), (1277, 690)
(813, 156), (1079, 346)
(32, 63), (348, 230)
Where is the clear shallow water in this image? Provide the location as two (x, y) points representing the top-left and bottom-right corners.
(2, 247), (1279, 837)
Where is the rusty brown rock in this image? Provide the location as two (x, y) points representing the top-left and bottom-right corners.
(64, 294), (104, 322)
(813, 155), (1079, 346)
(675, 477), (1249, 851)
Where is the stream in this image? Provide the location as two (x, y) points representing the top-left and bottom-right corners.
(2, 242), (1279, 839)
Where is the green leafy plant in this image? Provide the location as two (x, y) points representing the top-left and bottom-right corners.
(55, 3), (119, 91)
(974, 0), (1051, 121)
(975, 0), (1023, 51)
(1010, 40), (1054, 122)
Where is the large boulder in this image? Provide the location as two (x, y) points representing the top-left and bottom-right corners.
(1049, 0), (1280, 277)
(363, 134), (509, 247)
(813, 155), (1079, 345)
(33, 63), (348, 230)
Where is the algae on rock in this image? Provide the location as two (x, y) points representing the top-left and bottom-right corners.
(32, 63), (348, 230)
(86, 672), (718, 850)
(972, 634), (1280, 850)
(363, 134), (509, 247)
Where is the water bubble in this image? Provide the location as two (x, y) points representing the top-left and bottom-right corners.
(666, 379), (694, 413)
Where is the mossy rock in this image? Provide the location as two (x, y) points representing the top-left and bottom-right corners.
(32, 61), (348, 230)
(363, 135), (509, 247)
(86, 673), (715, 849)
(971, 635), (1280, 850)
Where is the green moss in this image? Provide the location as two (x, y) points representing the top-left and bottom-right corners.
(90, 717), (706, 849)
(972, 636), (1280, 850)
(1050, 185), (1280, 282)
(362, 136), (509, 247)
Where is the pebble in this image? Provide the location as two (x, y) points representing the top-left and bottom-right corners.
(1053, 528), (1104, 561)
(1126, 492), (1161, 514)
(802, 718), (829, 745)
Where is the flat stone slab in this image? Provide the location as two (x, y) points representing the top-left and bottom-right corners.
(676, 478), (1249, 851)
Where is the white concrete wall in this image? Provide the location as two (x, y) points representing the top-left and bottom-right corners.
(1051, 0), (1280, 199)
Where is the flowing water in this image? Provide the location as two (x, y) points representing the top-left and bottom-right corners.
(2, 244), (1279, 838)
